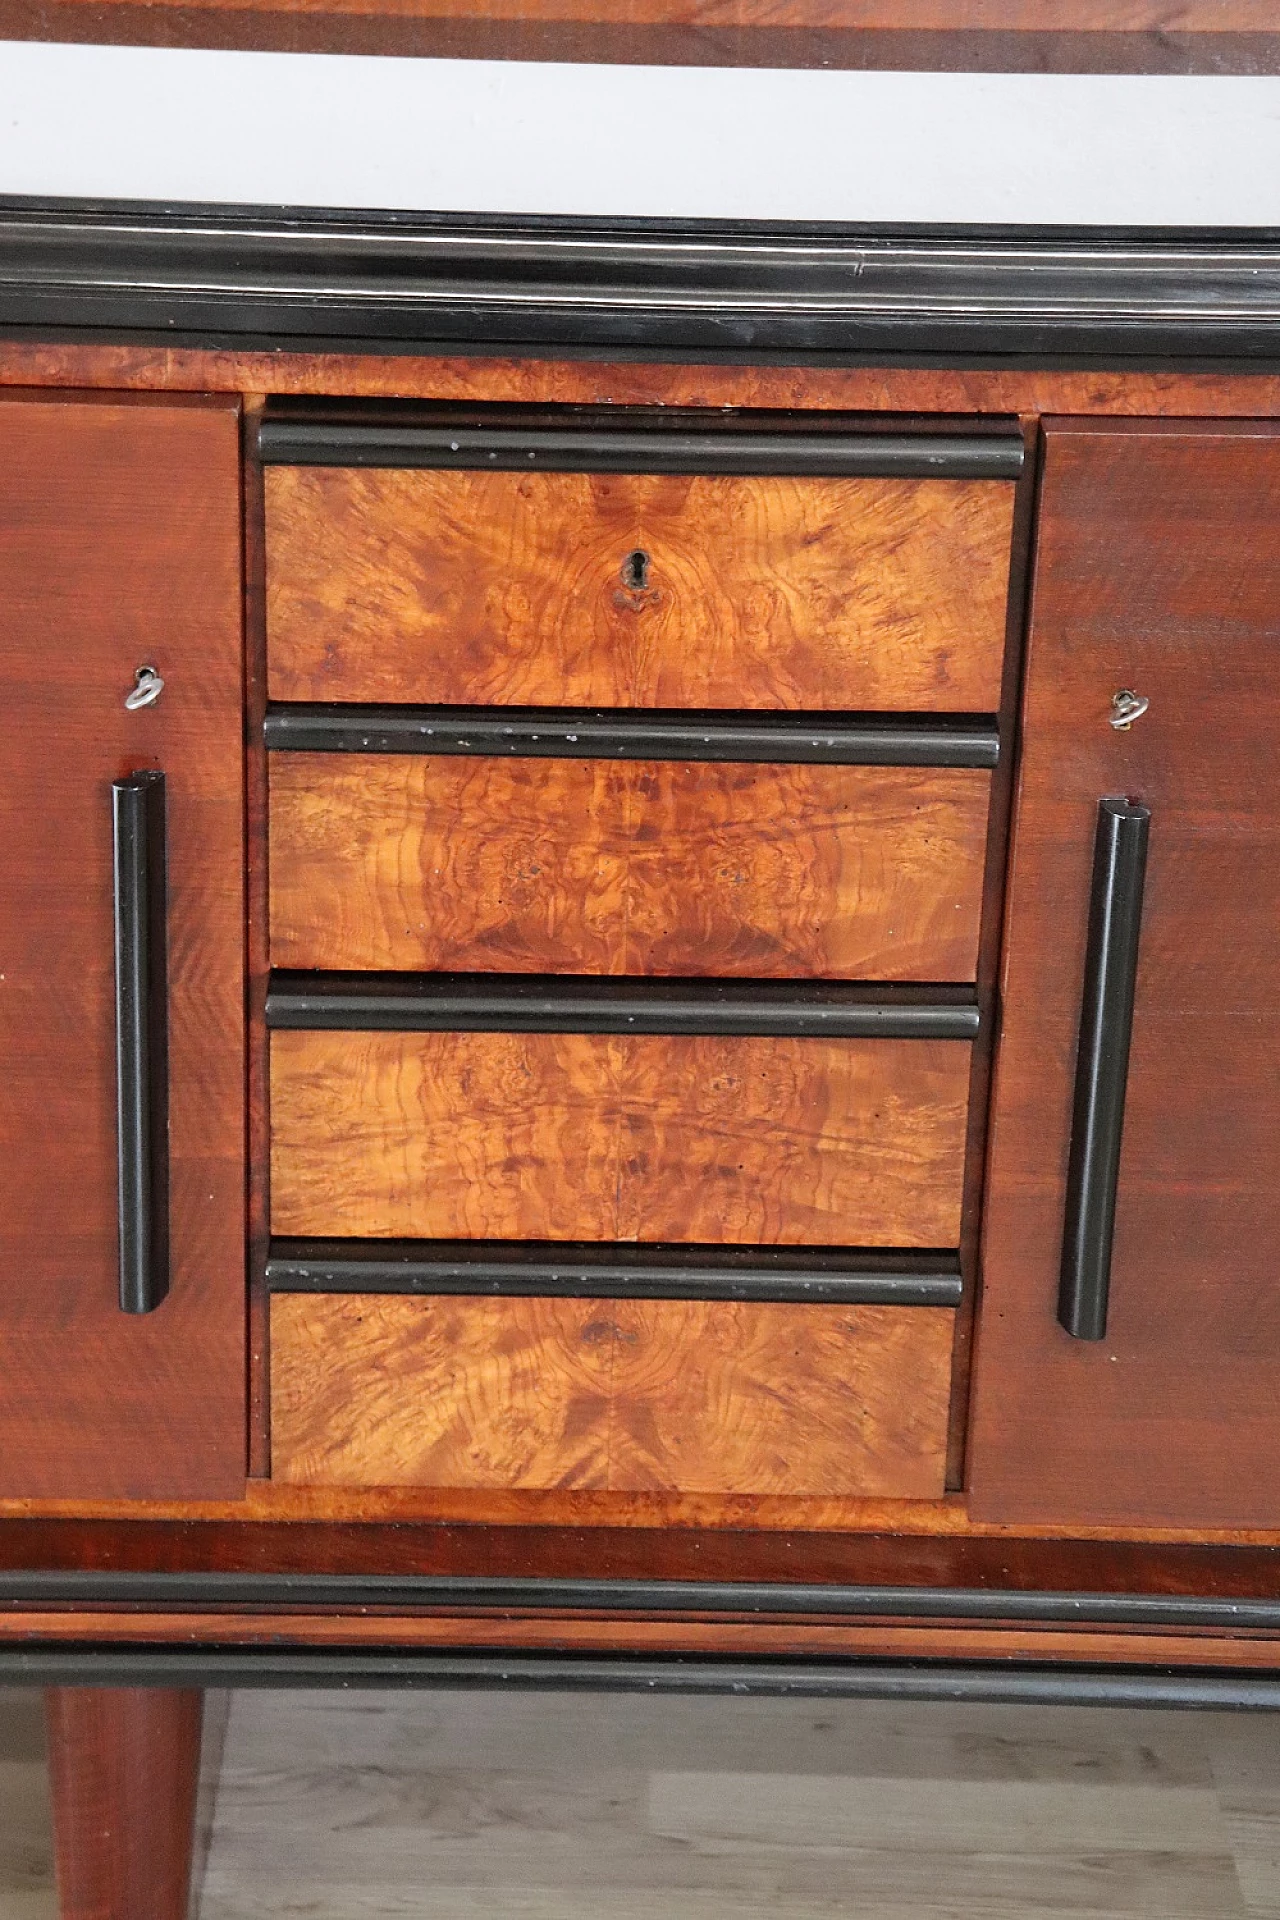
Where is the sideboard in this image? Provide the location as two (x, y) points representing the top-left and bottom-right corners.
(3, 201), (1280, 1917)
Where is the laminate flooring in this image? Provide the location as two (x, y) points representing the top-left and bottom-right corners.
(3, 1685), (1280, 1917)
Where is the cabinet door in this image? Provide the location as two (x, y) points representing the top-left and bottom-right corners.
(0, 394), (245, 1498)
(969, 419), (1280, 1528)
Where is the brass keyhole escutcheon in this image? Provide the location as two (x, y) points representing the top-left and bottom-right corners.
(622, 548), (651, 592)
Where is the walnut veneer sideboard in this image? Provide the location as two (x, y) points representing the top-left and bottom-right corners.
(5, 202), (1280, 1916)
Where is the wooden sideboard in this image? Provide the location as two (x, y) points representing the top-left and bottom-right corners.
(3, 203), (1280, 1917)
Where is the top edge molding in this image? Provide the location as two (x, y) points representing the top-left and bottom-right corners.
(0, 7), (1277, 74)
(1, 199), (1280, 357)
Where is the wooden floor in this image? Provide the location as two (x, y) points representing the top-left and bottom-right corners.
(3, 1685), (1280, 1917)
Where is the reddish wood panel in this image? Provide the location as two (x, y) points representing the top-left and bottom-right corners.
(21, 1611), (1280, 1672)
(269, 754), (991, 979)
(265, 466), (1013, 710)
(969, 420), (1280, 1530)
(270, 1293), (953, 1498)
(0, 394), (245, 1500)
(270, 1029), (970, 1245)
(45, 1687), (203, 1920)
(7, 1513), (1280, 1586)
(0, 0), (1272, 70)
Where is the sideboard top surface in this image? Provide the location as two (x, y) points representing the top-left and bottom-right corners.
(0, 0), (1276, 71)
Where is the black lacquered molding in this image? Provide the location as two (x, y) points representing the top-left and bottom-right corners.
(111, 771), (170, 1316)
(266, 972), (980, 1040)
(4, 201), (1280, 358)
(2, 1647), (1279, 1708)
(266, 1240), (963, 1307)
(264, 704), (1001, 769)
(1058, 798), (1150, 1341)
(5, 1573), (1280, 1632)
(258, 418), (1023, 478)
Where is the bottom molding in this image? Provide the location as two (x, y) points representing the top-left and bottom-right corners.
(4, 1646), (1280, 1708)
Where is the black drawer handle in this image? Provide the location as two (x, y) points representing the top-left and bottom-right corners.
(1058, 797), (1150, 1341)
(112, 771), (170, 1314)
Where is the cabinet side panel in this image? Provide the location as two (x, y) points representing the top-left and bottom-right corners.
(969, 419), (1280, 1529)
(0, 393), (246, 1499)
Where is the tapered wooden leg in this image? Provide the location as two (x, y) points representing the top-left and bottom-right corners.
(44, 1687), (204, 1920)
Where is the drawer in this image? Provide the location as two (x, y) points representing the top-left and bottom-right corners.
(265, 465), (1014, 711)
(269, 755), (992, 980)
(269, 1029), (970, 1245)
(270, 1293), (954, 1498)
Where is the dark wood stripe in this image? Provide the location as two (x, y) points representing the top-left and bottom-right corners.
(264, 1239), (963, 1307)
(263, 704), (1001, 768)
(265, 972), (981, 1039)
(0, 9), (1276, 76)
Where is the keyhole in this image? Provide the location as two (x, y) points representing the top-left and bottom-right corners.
(622, 548), (651, 591)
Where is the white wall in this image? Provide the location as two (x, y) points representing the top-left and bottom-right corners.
(1, 41), (1279, 224)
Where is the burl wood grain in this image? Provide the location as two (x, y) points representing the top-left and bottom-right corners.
(270, 1030), (969, 1245)
(11, 344), (1280, 422)
(0, 393), (245, 1500)
(969, 420), (1280, 1531)
(270, 1293), (953, 1498)
(264, 467), (1013, 711)
(269, 754), (991, 979)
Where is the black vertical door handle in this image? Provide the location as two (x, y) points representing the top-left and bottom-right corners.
(112, 771), (170, 1314)
(1058, 797), (1150, 1341)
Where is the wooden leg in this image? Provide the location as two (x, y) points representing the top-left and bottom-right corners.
(44, 1687), (204, 1920)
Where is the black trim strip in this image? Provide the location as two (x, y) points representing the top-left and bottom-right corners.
(265, 972), (980, 1040)
(1059, 798), (1150, 1341)
(265, 1240), (963, 1307)
(3, 201), (1280, 358)
(264, 704), (1001, 769)
(111, 771), (169, 1316)
(257, 419), (1023, 477)
(1, 1647), (1278, 1706)
(3, 1573), (1280, 1630)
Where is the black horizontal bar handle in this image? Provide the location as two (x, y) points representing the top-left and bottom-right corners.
(112, 771), (170, 1314)
(263, 703), (1000, 769)
(257, 418), (1025, 481)
(1058, 797), (1150, 1341)
(265, 1239), (964, 1308)
(265, 971), (980, 1041)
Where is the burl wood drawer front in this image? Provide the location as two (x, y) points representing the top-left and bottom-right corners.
(269, 755), (992, 980)
(264, 468), (1013, 710)
(270, 1293), (954, 1498)
(270, 1031), (969, 1245)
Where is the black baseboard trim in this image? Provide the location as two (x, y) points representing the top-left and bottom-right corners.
(4, 1645), (1280, 1707)
(3, 1572), (1280, 1631)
